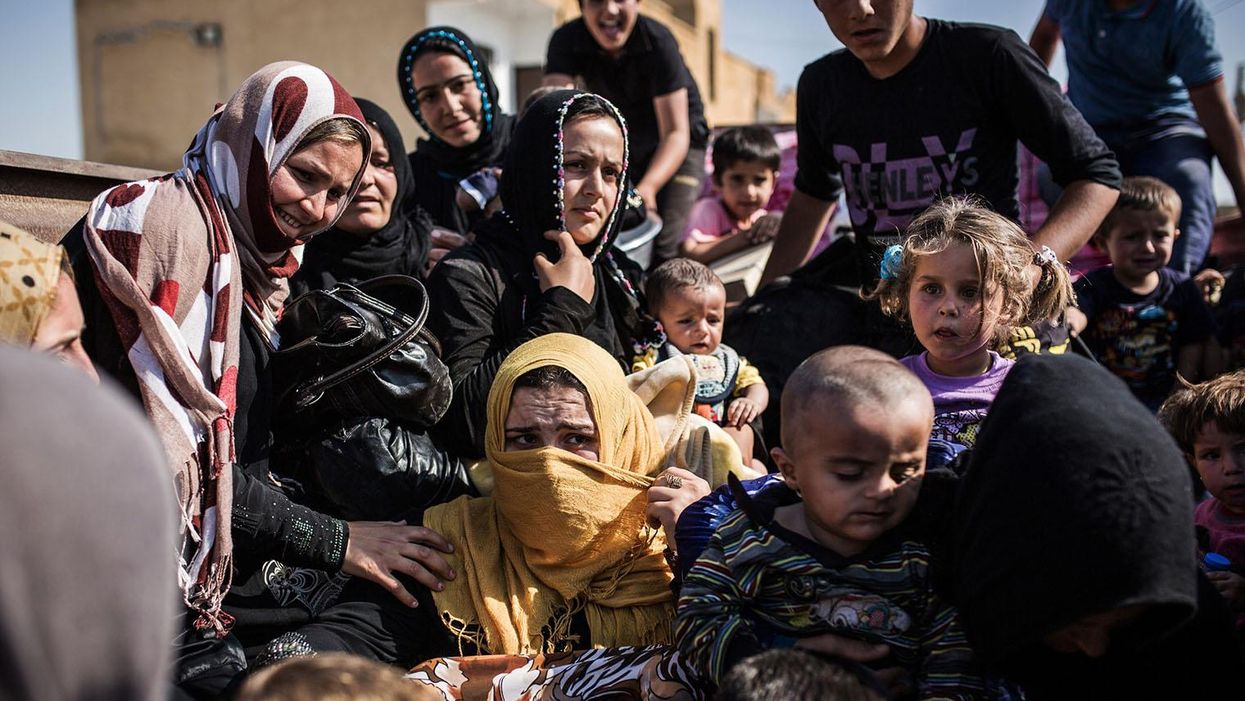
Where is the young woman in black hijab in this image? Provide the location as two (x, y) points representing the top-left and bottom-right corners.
(425, 89), (658, 459)
(397, 27), (515, 238)
(291, 98), (435, 297)
(945, 353), (1244, 699)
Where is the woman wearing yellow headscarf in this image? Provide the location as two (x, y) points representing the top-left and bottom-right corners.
(400, 332), (704, 700)
(425, 332), (674, 655)
(267, 333), (709, 698)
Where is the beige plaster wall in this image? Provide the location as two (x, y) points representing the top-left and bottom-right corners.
(77, 0), (430, 170)
(76, 0), (793, 172)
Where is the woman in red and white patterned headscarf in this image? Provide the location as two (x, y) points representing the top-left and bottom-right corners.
(63, 62), (459, 672)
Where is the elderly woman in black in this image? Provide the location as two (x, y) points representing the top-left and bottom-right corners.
(290, 98), (436, 295)
(279, 97), (472, 528)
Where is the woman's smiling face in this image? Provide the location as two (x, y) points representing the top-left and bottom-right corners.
(560, 115), (625, 246)
(268, 138), (364, 244)
(411, 51), (484, 148)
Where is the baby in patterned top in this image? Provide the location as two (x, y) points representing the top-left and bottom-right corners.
(635, 258), (768, 467)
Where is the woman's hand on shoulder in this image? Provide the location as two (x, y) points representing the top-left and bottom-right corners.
(646, 467), (710, 549)
(341, 521), (456, 607)
(534, 230), (595, 303)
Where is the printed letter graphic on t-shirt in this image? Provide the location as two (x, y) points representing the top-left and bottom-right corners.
(833, 129), (979, 245)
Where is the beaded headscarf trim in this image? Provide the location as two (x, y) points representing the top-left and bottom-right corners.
(552, 93), (630, 263)
(400, 29), (495, 141)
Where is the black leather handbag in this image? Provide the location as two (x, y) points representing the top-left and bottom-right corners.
(273, 275), (451, 431)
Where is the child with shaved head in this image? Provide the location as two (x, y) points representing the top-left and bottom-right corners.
(675, 346), (985, 698)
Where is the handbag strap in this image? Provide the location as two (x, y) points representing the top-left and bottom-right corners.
(290, 275), (431, 410)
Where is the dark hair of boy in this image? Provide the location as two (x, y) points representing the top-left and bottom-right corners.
(1159, 370), (1245, 456)
(645, 257), (723, 313)
(711, 126), (782, 182)
(521, 86), (562, 117)
(1093, 175), (1182, 245)
(714, 648), (887, 701)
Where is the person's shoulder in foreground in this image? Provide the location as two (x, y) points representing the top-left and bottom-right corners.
(949, 352), (1244, 699)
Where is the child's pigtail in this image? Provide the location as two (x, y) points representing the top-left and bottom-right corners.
(1028, 245), (1076, 324)
(863, 243), (910, 320)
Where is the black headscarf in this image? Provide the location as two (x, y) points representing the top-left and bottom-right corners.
(397, 27), (516, 233)
(947, 353), (1229, 697)
(475, 89), (656, 365)
(292, 98), (434, 296)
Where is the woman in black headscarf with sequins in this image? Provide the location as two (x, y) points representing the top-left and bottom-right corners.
(397, 26), (515, 246)
(425, 89), (658, 460)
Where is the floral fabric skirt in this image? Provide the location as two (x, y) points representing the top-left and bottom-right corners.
(406, 645), (705, 701)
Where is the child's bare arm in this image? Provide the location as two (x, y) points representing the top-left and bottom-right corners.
(1065, 306), (1088, 337)
(726, 383), (769, 429)
(744, 382), (769, 412)
(679, 229), (755, 264)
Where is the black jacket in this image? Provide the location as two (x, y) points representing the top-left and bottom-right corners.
(425, 234), (632, 459)
(274, 417), (472, 525)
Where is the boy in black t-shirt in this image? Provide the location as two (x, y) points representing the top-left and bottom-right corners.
(759, 0), (1121, 293)
(1068, 176), (1221, 409)
(544, 0), (711, 268)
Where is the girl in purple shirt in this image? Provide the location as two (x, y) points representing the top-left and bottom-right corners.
(871, 197), (1076, 452)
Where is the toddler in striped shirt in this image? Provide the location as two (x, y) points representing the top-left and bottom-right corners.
(674, 346), (985, 699)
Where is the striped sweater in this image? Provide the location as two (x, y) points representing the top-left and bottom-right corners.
(674, 482), (985, 699)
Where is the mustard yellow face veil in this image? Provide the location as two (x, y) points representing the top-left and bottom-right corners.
(424, 333), (674, 654)
(484, 333), (662, 473)
(0, 221), (66, 347)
